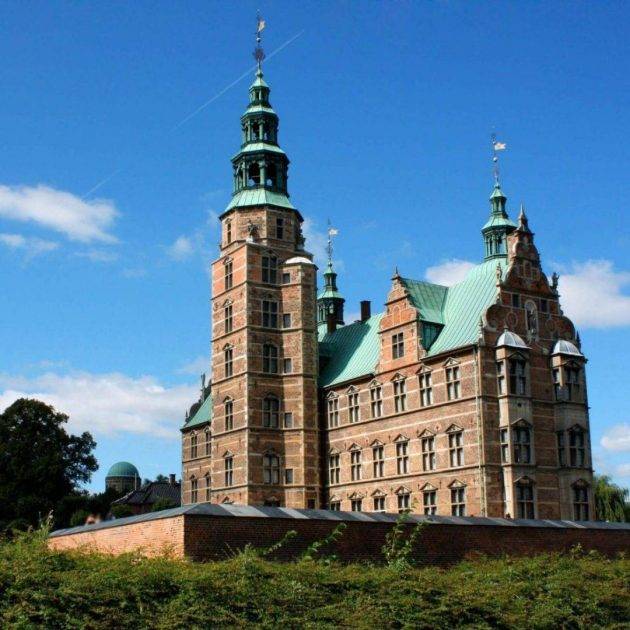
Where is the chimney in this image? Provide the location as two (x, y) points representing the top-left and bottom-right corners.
(326, 310), (337, 334)
(360, 300), (371, 322)
(169, 473), (176, 486)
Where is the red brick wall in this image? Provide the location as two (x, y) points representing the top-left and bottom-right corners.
(50, 514), (629, 566)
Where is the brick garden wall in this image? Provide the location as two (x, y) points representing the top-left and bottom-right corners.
(49, 509), (629, 566)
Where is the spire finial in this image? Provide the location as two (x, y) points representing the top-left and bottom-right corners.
(326, 220), (338, 267)
(253, 12), (266, 70)
(491, 132), (507, 186)
(518, 203), (531, 232)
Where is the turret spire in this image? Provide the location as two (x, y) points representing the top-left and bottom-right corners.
(317, 223), (345, 327)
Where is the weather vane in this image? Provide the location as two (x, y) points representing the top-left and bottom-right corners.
(326, 219), (339, 265)
(490, 132), (507, 184)
(253, 12), (266, 68)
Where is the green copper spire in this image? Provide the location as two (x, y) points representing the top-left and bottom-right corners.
(226, 23), (294, 213)
(317, 225), (345, 326)
(482, 181), (517, 259)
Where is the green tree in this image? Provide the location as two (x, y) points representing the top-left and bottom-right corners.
(594, 474), (628, 522)
(110, 504), (134, 518)
(0, 399), (97, 529)
(150, 498), (177, 512)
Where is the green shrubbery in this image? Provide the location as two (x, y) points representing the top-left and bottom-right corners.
(0, 529), (628, 629)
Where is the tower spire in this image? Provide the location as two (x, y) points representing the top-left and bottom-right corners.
(317, 222), (344, 327)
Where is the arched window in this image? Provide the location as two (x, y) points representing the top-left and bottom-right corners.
(262, 343), (278, 373)
(224, 345), (234, 378)
(190, 433), (198, 459)
(515, 478), (535, 519)
(224, 398), (234, 431)
(263, 453), (280, 484)
(263, 395), (280, 428)
(190, 476), (198, 503)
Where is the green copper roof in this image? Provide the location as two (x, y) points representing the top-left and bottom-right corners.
(232, 142), (286, 159)
(318, 258), (507, 386)
(319, 314), (383, 387)
(399, 278), (447, 324)
(482, 214), (517, 231)
(225, 188), (295, 211)
(106, 461), (140, 478)
(318, 287), (344, 300)
(242, 104), (277, 116)
(250, 69), (269, 89)
(183, 394), (212, 430)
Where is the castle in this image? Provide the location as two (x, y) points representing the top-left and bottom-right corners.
(180, 49), (594, 521)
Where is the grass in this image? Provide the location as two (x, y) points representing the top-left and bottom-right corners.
(0, 529), (627, 628)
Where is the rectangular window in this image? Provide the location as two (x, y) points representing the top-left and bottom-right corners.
(373, 445), (384, 478)
(263, 454), (280, 485)
(276, 217), (284, 240)
(262, 344), (278, 373)
(565, 367), (581, 400)
(262, 300), (278, 328)
(224, 347), (233, 378)
(282, 272), (291, 284)
(557, 432), (566, 466)
(553, 368), (562, 400)
(500, 428), (509, 463)
(497, 361), (505, 395)
(451, 487), (466, 516)
(569, 429), (586, 467)
(509, 358), (527, 395)
(419, 372), (432, 406)
(516, 484), (535, 519)
(225, 457), (233, 487)
(262, 255), (277, 284)
(263, 397), (280, 428)
(573, 486), (589, 520)
(396, 441), (409, 474)
(284, 468), (294, 484)
(327, 397), (339, 427)
(191, 478), (198, 503)
(392, 332), (404, 359)
(350, 450), (362, 481)
(394, 379), (407, 412)
(512, 294), (520, 308)
(329, 454), (340, 484)
(370, 386), (382, 418)
(225, 400), (234, 431)
(351, 499), (362, 512)
(348, 391), (360, 423)
(282, 313), (292, 328)
(224, 260), (233, 291)
(421, 436), (436, 471)
(205, 431), (211, 456)
(283, 412), (293, 428)
(283, 358), (293, 374)
(329, 501), (341, 511)
(373, 496), (385, 512)
(225, 304), (233, 333)
(226, 221), (232, 244)
(423, 490), (437, 515)
(449, 431), (464, 467)
(397, 492), (411, 513)
(190, 434), (198, 459)
(513, 426), (531, 464)
(446, 366), (461, 400)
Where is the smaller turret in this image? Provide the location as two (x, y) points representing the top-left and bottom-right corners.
(317, 224), (345, 327)
(482, 182), (517, 260)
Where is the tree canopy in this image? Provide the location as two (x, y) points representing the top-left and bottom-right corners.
(594, 475), (628, 522)
(0, 398), (97, 529)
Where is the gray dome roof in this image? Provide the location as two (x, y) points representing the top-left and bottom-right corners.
(496, 330), (528, 349)
(552, 339), (583, 356)
(284, 256), (315, 266)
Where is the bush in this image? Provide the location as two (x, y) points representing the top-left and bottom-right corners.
(0, 531), (627, 628)
(150, 499), (178, 513)
(110, 504), (134, 519)
(69, 510), (90, 527)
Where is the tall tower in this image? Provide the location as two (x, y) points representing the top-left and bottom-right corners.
(183, 27), (321, 508)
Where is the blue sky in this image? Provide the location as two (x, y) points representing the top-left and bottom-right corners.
(0, 2), (628, 491)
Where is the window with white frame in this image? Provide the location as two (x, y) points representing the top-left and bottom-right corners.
(449, 430), (464, 467)
(394, 378), (407, 412)
(373, 444), (384, 478)
(329, 454), (340, 484)
(500, 428), (509, 463)
(446, 365), (461, 400)
(329, 500), (341, 511)
(224, 456), (233, 487)
(373, 495), (385, 512)
(350, 449), (362, 481)
(348, 390), (360, 423)
(226, 220), (232, 244)
(497, 361), (505, 395)
(396, 440), (409, 474)
(224, 259), (233, 291)
(263, 453), (280, 484)
(451, 486), (466, 516)
(421, 435), (436, 471)
(392, 332), (404, 359)
(397, 490), (411, 513)
(327, 396), (339, 427)
(224, 303), (233, 333)
(423, 489), (437, 515)
(224, 346), (233, 378)
(569, 427), (586, 467)
(263, 395), (280, 428)
(419, 371), (432, 406)
(370, 384), (383, 418)
(262, 300), (278, 328)
(351, 498), (363, 512)
(515, 480), (535, 519)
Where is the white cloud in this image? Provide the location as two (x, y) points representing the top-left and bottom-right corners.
(75, 249), (119, 263)
(302, 218), (328, 266)
(601, 423), (630, 453)
(177, 355), (210, 376)
(557, 260), (630, 328)
(0, 232), (59, 257)
(0, 371), (197, 439)
(425, 259), (476, 286)
(166, 235), (195, 261)
(615, 463), (630, 478)
(0, 184), (119, 243)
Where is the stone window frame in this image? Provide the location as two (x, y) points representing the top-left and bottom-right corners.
(514, 476), (536, 519)
(394, 435), (410, 475)
(392, 331), (405, 360)
(568, 424), (587, 467)
(346, 386), (360, 424)
(420, 482), (437, 515)
(204, 472), (211, 501)
(262, 342), (279, 374)
(419, 429), (436, 471)
(446, 424), (464, 468)
(223, 299), (233, 334)
(512, 419), (534, 465)
(225, 220), (232, 245)
(223, 257), (234, 292)
(369, 380), (383, 418)
(223, 451), (234, 487)
(223, 344), (234, 378)
(262, 450), (281, 485)
(572, 479), (590, 521)
(507, 352), (529, 396)
(190, 431), (198, 459)
(329, 496), (341, 511)
(328, 449), (341, 485)
(224, 397), (234, 432)
(262, 394), (281, 429)
(348, 491), (364, 512)
(261, 252), (278, 284)
(395, 485), (412, 513)
(190, 475), (198, 503)
(417, 367), (433, 407)
(204, 426), (211, 456)
(326, 391), (340, 428)
(392, 373), (407, 413)
(444, 359), (461, 401)
(349, 444), (362, 481)
(261, 298), (279, 329)
(371, 440), (384, 478)
(449, 479), (466, 516)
